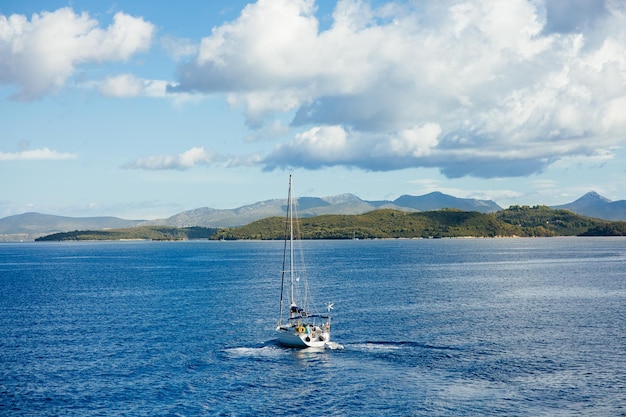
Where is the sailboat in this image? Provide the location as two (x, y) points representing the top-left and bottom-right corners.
(275, 175), (333, 348)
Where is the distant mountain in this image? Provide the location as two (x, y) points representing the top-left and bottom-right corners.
(140, 195), (392, 228)
(141, 192), (501, 229)
(393, 191), (502, 212)
(0, 212), (144, 242)
(0, 192), (503, 241)
(552, 192), (626, 221)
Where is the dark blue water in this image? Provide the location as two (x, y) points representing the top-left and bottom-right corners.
(1, 238), (625, 416)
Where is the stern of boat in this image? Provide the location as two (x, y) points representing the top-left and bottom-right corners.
(276, 323), (330, 348)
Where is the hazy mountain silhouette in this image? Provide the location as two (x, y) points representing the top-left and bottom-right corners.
(552, 191), (626, 221)
(0, 212), (143, 241)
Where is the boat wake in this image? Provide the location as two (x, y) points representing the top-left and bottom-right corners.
(224, 340), (344, 360)
(351, 341), (459, 349)
(324, 341), (344, 350)
(223, 344), (286, 359)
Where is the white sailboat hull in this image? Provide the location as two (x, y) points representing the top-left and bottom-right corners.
(276, 326), (330, 349)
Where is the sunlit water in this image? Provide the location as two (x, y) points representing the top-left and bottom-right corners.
(1, 238), (625, 416)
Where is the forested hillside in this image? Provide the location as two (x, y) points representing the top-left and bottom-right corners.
(215, 209), (517, 240)
(215, 207), (626, 240)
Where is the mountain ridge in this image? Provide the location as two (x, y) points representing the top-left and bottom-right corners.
(138, 192), (502, 229)
(0, 212), (144, 241)
(2, 191), (626, 241)
(552, 191), (626, 221)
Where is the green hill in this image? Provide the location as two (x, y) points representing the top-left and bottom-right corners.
(215, 208), (520, 240)
(216, 206), (626, 240)
(494, 205), (626, 236)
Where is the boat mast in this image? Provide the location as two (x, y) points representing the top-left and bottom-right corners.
(288, 175), (295, 306)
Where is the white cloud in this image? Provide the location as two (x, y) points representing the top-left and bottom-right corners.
(121, 146), (220, 170)
(97, 74), (168, 98)
(264, 124), (439, 171)
(385, 124), (441, 158)
(171, 0), (626, 179)
(0, 148), (77, 161)
(0, 8), (154, 100)
(263, 125), (355, 169)
(82, 74), (201, 105)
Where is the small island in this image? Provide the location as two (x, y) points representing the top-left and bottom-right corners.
(35, 226), (218, 241)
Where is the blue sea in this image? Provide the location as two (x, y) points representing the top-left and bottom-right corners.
(1, 238), (625, 416)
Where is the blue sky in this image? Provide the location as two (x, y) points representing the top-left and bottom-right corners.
(2, 0), (625, 219)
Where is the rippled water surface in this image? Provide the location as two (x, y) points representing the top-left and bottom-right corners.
(1, 238), (625, 415)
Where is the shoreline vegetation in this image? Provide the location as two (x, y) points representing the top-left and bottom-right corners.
(35, 206), (626, 241)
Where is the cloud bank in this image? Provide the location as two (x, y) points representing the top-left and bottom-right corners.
(0, 8), (154, 100)
(4, 1), (626, 181)
(168, 0), (626, 178)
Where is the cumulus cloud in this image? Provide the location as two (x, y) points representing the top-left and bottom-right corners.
(81, 74), (200, 104)
(168, 0), (626, 179)
(0, 148), (77, 161)
(0, 8), (154, 100)
(121, 146), (220, 170)
(96, 74), (168, 98)
(264, 124), (440, 171)
(385, 124), (442, 158)
(264, 125), (353, 169)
